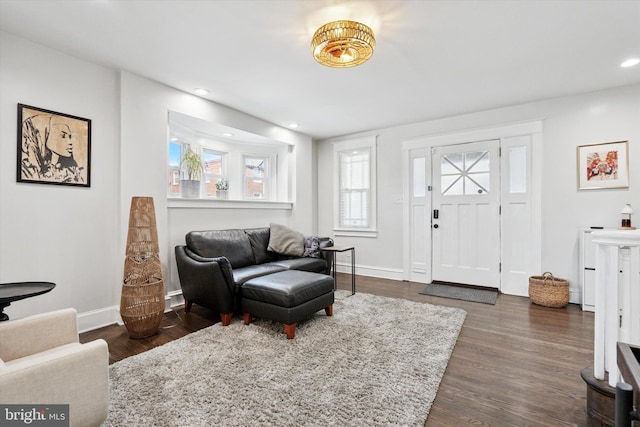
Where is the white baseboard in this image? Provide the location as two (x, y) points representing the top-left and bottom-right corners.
(166, 290), (185, 309)
(77, 306), (120, 334)
(78, 293), (184, 333)
(569, 288), (581, 305)
(334, 262), (403, 281)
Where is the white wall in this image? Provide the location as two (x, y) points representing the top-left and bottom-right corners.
(0, 32), (121, 329)
(0, 33), (316, 330)
(317, 84), (640, 298)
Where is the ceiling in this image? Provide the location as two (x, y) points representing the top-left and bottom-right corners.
(1, 0), (639, 140)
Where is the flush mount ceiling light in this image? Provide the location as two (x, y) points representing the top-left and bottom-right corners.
(311, 20), (375, 68)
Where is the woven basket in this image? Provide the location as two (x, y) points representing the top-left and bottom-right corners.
(120, 279), (165, 338)
(120, 197), (165, 338)
(528, 272), (569, 308)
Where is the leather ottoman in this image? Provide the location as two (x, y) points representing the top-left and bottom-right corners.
(241, 270), (334, 339)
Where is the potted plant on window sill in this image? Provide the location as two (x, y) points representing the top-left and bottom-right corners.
(180, 145), (204, 198)
(216, 178), (229, 199)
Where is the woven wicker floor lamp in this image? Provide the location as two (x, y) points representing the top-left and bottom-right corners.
(120, 197), (165, 338)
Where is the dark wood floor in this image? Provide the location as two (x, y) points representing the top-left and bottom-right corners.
(81, 274), (595, 426)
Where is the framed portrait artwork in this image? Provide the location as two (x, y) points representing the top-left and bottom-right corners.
(17, 103), (91, 187)
(577, 140), (629, 190)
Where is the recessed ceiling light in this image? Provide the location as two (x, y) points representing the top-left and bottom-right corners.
(620, 58), (640, 68)
(289, 123), (299, 129)
(169, 137), (178, 141)
(194, 88), (209, 95)
(223, 132), (233, 137)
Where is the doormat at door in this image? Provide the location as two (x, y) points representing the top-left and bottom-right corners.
(419, 282), (498, 305)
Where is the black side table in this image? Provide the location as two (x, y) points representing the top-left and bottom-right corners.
(0, 282), (56, 321)
(320, 246), (355, 295)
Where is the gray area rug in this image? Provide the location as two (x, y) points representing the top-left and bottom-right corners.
(105, 291), (466, 426)
(420, 282), (498, 305)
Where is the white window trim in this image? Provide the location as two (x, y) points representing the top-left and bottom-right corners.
(242, 153), (273, 200)
(203, 148), (227, 198)
(333, 136), (378, 237)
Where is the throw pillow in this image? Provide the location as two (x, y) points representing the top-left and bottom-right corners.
(268, 223), (304, 257)
(303, 236), (320, 258)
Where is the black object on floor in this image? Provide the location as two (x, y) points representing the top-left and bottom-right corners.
(419, 282), (497, 305)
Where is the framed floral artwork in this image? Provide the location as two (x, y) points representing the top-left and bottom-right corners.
(17, 103), (91, 187)
(577, 140), (629, 190)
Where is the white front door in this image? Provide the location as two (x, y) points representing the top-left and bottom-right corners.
(431, 140), (501, 288)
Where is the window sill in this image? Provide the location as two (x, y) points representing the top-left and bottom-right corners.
(168, 198), (293, 210)
(333, 229), (378, 238)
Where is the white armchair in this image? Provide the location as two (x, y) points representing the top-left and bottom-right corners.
(0, 308), (109, 427)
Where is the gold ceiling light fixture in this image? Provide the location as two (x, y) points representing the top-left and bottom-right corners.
(311, 20), (375, 68)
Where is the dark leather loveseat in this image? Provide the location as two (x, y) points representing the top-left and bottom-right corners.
(175, 227), (334, 325)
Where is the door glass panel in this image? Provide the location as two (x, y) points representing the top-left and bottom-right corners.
(509, 146), (527, 193)
(441, 175), (463, 195)
(441, 150), (490, 195)
(466, 151), (489, 172)
(466, 177), (482, 194)
(441, 153), (463, 174)
(467, 173), (490, 193)
(413, 157), (426, 197)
